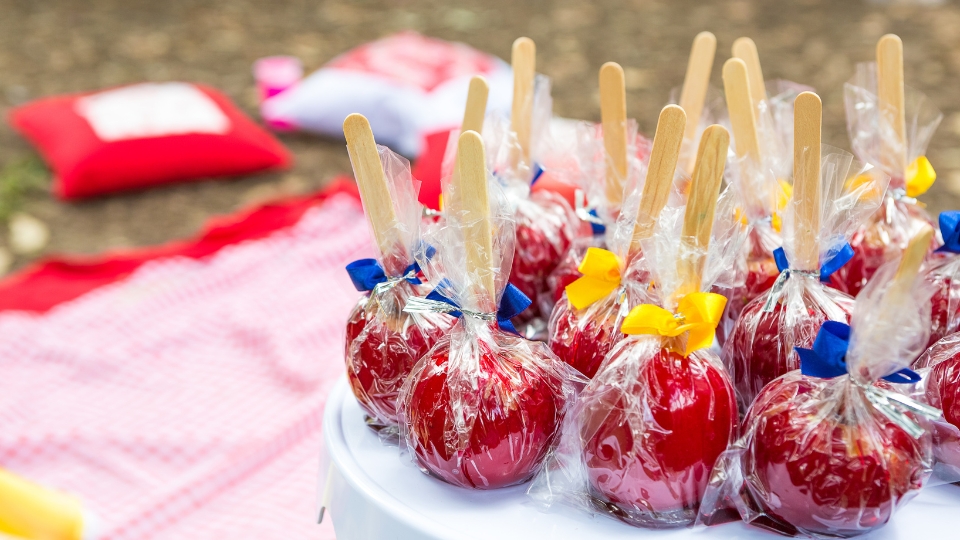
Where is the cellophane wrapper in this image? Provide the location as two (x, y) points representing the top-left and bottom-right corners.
(344, 145), (455, 430)
(914, 331), (960, 481)
(528, 192), (743, 528)
(540, 119), (651, 317)
(722, 146), (886, 410)
(700, 256), (936, 538)
(474, 75), (581, 323)
(922, 253), (960, 348)
(830, 62), (943, 297)
(545, 124), (663, 379)
(396, 163), (581, 490)
(719, 81), (813, 345)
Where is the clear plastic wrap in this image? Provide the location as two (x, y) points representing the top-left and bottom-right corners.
(530, 130), (741, 528)
(922, 212), (960, 347)
(540, 119), (652, 317)
(829, 62), (943, 297)
(700, 252), (939, 538)
(915, 332), (960, 481)
(344, 145), (455, 430)
(478, 76), (581, 322)
(720, 81), (813, 344)
(722, 146), (886, 410)
(396, 142), (580, 490)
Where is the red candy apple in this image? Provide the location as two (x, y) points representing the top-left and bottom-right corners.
(510, 191), (577, 320)
(916, 337), (960, 472)
(723, 283), (854, 409)
(742, 373), (930, 537)
(580, 343), (737, 527)
(344, 283), (453, 426)
(403, 325), (567, 489)
(829, 201), (937, 297)
(548, 265), (651, 379)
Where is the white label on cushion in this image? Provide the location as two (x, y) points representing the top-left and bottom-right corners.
(76, 83), (231, 141)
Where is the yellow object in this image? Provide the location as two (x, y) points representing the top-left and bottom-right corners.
(0, 468), (85, 540)
(906, 155), (936, 198)
(621, 292), (727, 356)
(565, 247), (622, 310)
(770, 178), (792, 233)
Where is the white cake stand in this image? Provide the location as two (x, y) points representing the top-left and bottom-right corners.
(319, 377), (960, 539)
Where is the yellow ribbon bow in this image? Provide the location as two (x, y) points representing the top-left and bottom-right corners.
(565, 247), (622, 310)
(906, 155), (936, 198)
(620, 292), (727, 356)
(0, 468), (86, 540)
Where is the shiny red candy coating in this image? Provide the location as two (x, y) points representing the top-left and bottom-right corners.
(829, 200), (936, 298)
(582, 347), (737, 525)
(724, 287), (853, 409)
(924, 353), (960, 470)
(404, 330), (566, 489)
(744, 375), (928, 537)
(510, 192), (576, 320)
(548, 298), (623, 379)
(344, 286), (452, 425)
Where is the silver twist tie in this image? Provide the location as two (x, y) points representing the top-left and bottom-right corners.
(403, 296), (497, 322)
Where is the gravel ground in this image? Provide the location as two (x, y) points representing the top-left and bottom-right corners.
(2, 0), (960, 275)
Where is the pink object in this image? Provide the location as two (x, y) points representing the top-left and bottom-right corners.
(253, 56), (303, 130)
(0, 193), (371, 539)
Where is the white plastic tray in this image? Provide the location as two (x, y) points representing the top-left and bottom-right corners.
(319, 377), (960, 539)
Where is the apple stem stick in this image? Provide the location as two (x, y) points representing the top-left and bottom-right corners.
(793, 92), (822, 273)
(344, 113), (405, 275)
(679, 31), (717, 173)
(630, 105), (686, 255)
(677, 124), (729, 297)
(723, 57), (764, 215)
(600, 62), (629, 207)
(732, 37), (767, 109)
(455, 130), (498, 312)
(877, 34), (907, 178)
(462, 76), (489, 135)
(511, 37), (536, 169)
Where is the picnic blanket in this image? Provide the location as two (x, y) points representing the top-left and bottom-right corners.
(0, 182), (370, 539)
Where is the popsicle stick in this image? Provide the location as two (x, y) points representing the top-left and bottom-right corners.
(679, 32), (717, 162)
(631, 105), (686, 252)
(600, 62), (629, 207)
(462, 76), (489, 134)
(678, 124), (729, 294)
(793, 92), (822, 272)
(343, 113), (403, 271)
(882, 224), (934, 312)
(723, 58), (761, 164)
(511, 37), (536, 167)
(732, 37), (767, 108)
(877, 34), (907, 177)
(455, 130), (497, 308)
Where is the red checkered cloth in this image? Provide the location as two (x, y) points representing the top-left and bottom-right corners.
(0, 191), (371, 539)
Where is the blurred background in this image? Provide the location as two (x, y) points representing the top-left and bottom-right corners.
(1, 0), (958, 271)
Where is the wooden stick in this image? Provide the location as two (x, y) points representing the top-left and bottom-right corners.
(511, 37), (536, 167)
(793, 92), (822, 272)
(631, 105), (686, 253)
(461, 76), (489, 134)
(600, 62), (629, 207)
(455, 130), (497, 308)
(732, 37), (766, 108)
(678, 124), (729, 295)
(894, 225), (933, 284)
(679, 31), (717, 171)
(877, 34), (907, 178)
(723, 58), (761, 164)
(343, 113), (404, 272)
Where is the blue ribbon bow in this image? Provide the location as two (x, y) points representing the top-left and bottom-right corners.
(936, 211), (960, 254)
(530, 163), (544, 186)
(423, 283), (531, 334)
(773, 243), (855, 282)
(795, 321), (921, 384)
(345, 259), (423, 292)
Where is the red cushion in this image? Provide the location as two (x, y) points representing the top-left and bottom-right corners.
(10, 83), (292, 199)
